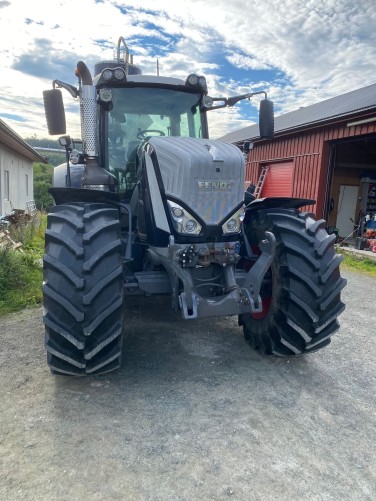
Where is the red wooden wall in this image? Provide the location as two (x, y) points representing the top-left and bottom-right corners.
(246, 118), (376, 217)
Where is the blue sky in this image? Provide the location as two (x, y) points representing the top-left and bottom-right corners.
(0, 0), (376, 139)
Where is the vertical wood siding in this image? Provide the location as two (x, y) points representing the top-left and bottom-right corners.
(246, 120), (376, 217)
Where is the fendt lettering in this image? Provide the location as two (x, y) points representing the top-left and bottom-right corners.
(197, 181), (232, 190)
(41, 36), (346, 376)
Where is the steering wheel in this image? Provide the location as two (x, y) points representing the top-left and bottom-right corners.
(136, 129), (165, 140)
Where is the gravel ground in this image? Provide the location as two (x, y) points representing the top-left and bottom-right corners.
(0, 270), (375, 501)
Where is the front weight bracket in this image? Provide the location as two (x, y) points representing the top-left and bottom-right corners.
(243, 231), (276, 311)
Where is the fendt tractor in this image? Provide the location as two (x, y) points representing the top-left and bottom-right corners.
(42, 37), (346, 375)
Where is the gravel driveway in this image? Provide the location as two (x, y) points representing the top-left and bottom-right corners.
(0, 270), (375, 500)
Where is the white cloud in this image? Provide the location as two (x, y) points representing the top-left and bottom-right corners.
(226, 52), (271, 71)
(0, 0), (375, 139)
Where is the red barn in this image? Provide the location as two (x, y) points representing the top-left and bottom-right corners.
(220, 83), (376, 239)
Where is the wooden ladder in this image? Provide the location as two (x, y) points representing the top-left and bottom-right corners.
(254, 166), (269, 199)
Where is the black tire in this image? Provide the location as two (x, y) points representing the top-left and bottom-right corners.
(43, 203), (124, 375)
(239, 209), (346, 356)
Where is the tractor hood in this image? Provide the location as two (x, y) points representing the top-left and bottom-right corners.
(147, 137), (245, 225)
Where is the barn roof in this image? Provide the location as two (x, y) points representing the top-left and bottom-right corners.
(219, 82), (376, 145)
(0, 119), (46, 163)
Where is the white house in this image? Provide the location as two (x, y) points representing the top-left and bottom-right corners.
(0, 119), (45, 216)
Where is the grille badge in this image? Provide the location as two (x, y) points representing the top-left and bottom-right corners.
(197, 181), (232, 190)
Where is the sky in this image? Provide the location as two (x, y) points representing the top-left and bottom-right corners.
(0, 0), (376, 140)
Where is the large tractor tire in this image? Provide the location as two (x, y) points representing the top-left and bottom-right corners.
(239, 209), (346, 356)
(43, 203), (124, 375)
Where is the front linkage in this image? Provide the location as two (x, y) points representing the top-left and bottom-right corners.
(145, 231), (277, 320)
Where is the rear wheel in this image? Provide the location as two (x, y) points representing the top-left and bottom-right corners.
(43, 202), (124, 375)
(239, 209), (346, 356)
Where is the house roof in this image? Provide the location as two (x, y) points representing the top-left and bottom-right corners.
(219, 82), (376, 145)
(0, 119), (46, 163)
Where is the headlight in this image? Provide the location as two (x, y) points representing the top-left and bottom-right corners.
(102, 69), (113, 81)
(185, 220), (197, 233)
(222, 207), (245, 234)
(114, 67), (126, 80)
(198, 76), (207, 92)
(185, 74), (207, 92)
(187, 74), (199, 86)
(167, 201), (202, 235)
(202, 95), (213, 108)
(99, 88), (112, 103)
(225, 219), (238, 232)
(171, 206), (184, 219)
(101, 67), (127, 82)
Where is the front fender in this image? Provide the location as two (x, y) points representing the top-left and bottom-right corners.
(53, 162), (84, 188)
(245, 197), (315, 213)
(49, 187), (121, 206)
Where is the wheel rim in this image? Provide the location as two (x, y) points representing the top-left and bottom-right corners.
(251, 295), (272, 319)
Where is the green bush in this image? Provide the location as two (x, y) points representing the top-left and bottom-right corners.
(26, 135), (66, 167)
(8, 212), (46, 251)
(0, 249), (42, 315)
(33, 162), (54, 212)
(0, 213), (46, 316)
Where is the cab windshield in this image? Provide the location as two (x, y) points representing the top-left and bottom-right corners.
(103, 86), (205, 191)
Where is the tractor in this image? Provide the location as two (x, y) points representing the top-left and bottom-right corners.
(42, 37), (346, 375)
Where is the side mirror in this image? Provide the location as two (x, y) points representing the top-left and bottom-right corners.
(43, 89), (66, 135)
(259, 99), (274, 139)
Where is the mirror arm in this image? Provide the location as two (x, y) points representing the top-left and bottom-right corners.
(208, 97), (228, 110)
(207, 104), (228, 111)
(207, 91), (269, 111)
(226, 91), (267, 107)
(53, 79), (79, 99)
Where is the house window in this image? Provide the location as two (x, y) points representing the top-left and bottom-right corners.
(26, 174), (29, 197)
(4, 170), (10, 200)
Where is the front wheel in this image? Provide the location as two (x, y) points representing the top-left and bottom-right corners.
(239, 209), (346, 356)
(43, 202), (124, 375)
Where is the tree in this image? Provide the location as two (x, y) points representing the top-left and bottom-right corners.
(25, 135), (65, 167)
(33, 162), (54, 211)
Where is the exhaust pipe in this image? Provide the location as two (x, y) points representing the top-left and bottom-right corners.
(76, 61), (117, 191)
(76, 61), (97, 158)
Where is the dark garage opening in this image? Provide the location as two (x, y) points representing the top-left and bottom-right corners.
(326, 135), (376, 242)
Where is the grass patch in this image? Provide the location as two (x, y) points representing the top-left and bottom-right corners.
(338, 249), (376, 278)
(0, 249), (43, 315)
(0, 213), (46, 317)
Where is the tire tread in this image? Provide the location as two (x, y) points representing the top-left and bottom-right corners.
(43, 202), (124, 375)
(241, 208), (346, 356)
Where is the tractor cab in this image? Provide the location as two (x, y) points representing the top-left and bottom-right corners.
(97, 77), (209, 193)
(43, 37), (273, 195)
